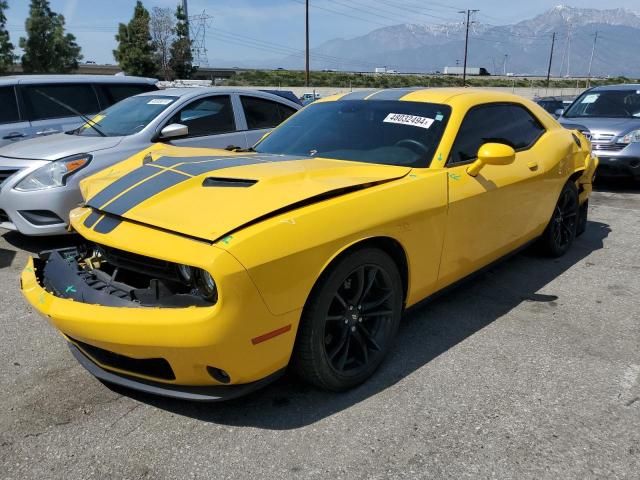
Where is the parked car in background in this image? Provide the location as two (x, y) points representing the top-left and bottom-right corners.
(558, 84), (640, 181)
(300, 92), (321, 105)
(0, 75), (158, 148)
(0, 88), (301, 236)
(534, 95), (575, 118)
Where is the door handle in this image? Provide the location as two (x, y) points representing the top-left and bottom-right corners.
(36, 128), (61, 135)
(527, 161), (539, 171)
(2, 132), (26, 140)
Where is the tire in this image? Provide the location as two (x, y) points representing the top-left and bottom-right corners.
(540, 182), (579, 257)
(291, 248), (403, 391)
(576, 199), (588, 237)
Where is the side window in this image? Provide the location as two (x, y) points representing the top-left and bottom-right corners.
(169, 95), (235, 136)
(241, 96), (291, 130)
(449, 104), (545, 164)
(23, 84), (100, 121)
(0, 87), (20, 124)
(100, 84), (157, 106)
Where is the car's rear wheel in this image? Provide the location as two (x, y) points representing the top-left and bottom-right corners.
(540, 182), (579, 257)
(292, 248), (403, 391)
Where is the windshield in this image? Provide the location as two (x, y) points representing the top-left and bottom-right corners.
(255, 100), (451, 167)
(564, 89), (640, 119)
(75, 95), (178, 137)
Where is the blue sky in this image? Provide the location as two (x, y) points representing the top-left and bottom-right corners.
(4, 0), (640, 65)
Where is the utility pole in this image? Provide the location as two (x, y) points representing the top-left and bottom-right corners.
(587, 31), (598, 88)
(546, 32), (556, 88)
(565, 25), (572, 77)
(459, 9), (479, 86)
(503, 54), (508, 76)
(305, 0), (310, 87)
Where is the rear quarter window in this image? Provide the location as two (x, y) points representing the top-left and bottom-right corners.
(241, 96), (295, 130)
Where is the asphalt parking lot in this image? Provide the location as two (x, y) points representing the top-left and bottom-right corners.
(1, 183), (638, 480)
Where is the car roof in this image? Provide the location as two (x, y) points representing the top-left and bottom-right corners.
(0, 75), (158, 86)
(589, 84), (640, 92)
(136, 87), (302, 106)
(324, 87), (534, 106)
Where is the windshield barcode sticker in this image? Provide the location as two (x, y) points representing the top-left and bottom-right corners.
(384, 113), (435, 129)
(581, 94), (599, 104)
(147, 98), (173, 105)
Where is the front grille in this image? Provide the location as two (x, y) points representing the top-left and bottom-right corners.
(0, 169), (19, 186)
(592, 133), (615, 141)
(593, 143), (626, 152)
(0, 209), (9, 223)
(98, 244), (180, 283)
(69, 336), (175, 380)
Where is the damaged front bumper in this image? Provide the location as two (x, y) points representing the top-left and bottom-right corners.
(21, 244), (300, 400)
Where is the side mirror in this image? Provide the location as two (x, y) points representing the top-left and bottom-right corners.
(554, 108), (564, 117)
(159, 123), (188, 140)
(466, 143), (516, 177)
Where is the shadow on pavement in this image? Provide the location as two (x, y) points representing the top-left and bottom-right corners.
(0, 248), (16, 269)
(594, 177), (640, 193)
(108, 220), (611, 429)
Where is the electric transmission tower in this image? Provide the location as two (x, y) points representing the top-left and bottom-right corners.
(189, 9), (214, 68)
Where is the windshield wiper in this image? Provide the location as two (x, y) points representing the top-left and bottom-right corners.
(34, 89), (106, 138)
(225, 145), (256, 153)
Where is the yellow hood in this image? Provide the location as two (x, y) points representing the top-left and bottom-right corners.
(81, 149), (411, 242)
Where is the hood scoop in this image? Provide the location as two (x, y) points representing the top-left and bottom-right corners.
(202, 177), (258, 188)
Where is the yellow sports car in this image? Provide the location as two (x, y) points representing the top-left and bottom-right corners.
(21, 88), (597, 401)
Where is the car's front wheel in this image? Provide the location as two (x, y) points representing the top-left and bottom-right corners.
(540, 181), (579, 257)
(292, 248), (403, 391)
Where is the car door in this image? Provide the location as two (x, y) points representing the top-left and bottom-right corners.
(437, 103), (548, 288)
(0, 86), (32, 147)
(239, 95), (298, 146)
(166, 94), (246, 149)
(20, 83), (101, 138)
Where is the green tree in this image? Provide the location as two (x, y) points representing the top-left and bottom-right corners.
(169, 4), (196, 79)
(19, 0), (82, 73)
(113, 1), (156, 77)
(0, 0), (15, 73)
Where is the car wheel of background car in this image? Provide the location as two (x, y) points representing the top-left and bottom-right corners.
(540, 182), (579, 257)
(291, 248), (403, 391)
(576, 199), (588, 237)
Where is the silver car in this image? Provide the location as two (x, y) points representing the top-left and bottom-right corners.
(559, 84), (640, 181)
(0, 88), (301, 235)
(0, 74), (158, 148)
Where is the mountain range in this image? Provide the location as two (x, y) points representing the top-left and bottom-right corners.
(275, 6), (640, 77)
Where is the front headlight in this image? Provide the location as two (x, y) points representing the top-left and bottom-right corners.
(14, 153), (92, 191)
(196, 270), (218, 303)
(618, 130), (640, 145)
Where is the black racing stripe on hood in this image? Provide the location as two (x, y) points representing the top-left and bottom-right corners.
(86, 165), (160, 209)
(87, 154), (306, 222)
(103, 170), (187, 216)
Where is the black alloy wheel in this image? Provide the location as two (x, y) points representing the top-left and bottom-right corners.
(292, 248), (403, 391)
(541, 182), (579, 257)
